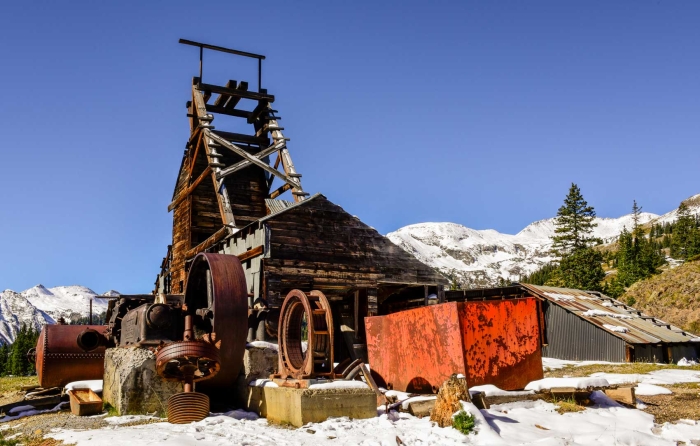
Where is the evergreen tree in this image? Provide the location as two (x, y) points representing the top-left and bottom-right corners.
(546, 183), (605, 291)
(671, 203), (700, 259)
(0, 343), (9, 376)
(550, 183), (601, 256)
(521, 263), (558, 286)
(607, 201), (664, 297)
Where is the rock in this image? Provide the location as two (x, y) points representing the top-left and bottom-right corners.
(430, 374), (470, 428)
(232, 345), (279, 411)
(407, 399), (435, 418)
(102, 347), (181, 416)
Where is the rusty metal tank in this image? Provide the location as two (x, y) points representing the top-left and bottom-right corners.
(33, 324), (108, 388)
(365, 298), (543, 392)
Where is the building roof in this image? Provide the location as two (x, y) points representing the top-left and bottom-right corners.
(520, 284), (700, 345)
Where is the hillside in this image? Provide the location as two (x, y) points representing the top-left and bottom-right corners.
(623, 258), (700, 334)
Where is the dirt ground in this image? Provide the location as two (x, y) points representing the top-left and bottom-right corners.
(544, 362), (700, 424)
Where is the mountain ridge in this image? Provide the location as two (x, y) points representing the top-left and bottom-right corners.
(387, 194), (700, 288)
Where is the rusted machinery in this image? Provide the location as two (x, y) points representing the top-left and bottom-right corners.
(31, 253), (248, 413)
(274, 290), (335, 382)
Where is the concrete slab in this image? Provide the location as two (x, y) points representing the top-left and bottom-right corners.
(263, 386), (377, 427)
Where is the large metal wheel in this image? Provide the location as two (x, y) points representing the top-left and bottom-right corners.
(184, 253), (248, 392)
(278, 289), (334, 379)
(167, 392), (210, 424)
(155, 340), (220, 382)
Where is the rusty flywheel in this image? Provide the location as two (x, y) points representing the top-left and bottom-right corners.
(278, 289), (334, 380)
(156, 252), (248, 423)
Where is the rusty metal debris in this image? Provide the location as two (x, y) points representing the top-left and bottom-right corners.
(276, 290), (334, 380)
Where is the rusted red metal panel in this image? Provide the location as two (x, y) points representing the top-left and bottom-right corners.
(365, 303), (466, 393)
(459, 299), (543, 389)
(365, 298), (543, 393)
(35, 325), (108, 388)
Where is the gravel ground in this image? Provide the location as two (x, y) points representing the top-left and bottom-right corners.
(637, 384), (700, 424)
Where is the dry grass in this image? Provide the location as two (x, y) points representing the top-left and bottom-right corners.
(544, 362), (700, 379)
(623, 259), (700, 334)
(553, 397), (586, 415)
(0, 376), (38, 394)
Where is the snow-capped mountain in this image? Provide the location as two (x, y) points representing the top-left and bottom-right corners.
(387, 195), (700, 288)
(21, 285), (112, 322)
(0, 285), (119, 344)
(0, 290), (54, 344)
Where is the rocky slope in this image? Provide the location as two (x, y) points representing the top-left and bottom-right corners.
(623, 259), (700, 334)
(387, 194), (700, 288)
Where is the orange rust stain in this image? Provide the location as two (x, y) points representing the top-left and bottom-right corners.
(460, 299), (543, 389)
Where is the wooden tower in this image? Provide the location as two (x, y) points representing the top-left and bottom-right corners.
(166, 40), (308, 293)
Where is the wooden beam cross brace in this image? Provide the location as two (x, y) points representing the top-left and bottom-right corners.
(216, 141), (285, 180)
(206, 131), (302, 191)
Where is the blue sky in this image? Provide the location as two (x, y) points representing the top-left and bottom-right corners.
(1, 1), (699, 293)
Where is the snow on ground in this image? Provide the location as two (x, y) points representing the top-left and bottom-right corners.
(589, 369), (700, 386)
(525, 377), (610, 391)
(541, 357), (619, 370)
(48, 392), (700, 445)
(65, 380), (103, 393)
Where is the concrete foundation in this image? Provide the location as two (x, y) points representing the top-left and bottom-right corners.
(103, 347), (182, 416)
(263, 386), (377, 427)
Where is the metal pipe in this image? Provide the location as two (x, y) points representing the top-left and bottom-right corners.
(179, 39), (266, 60)
(184, 314), (193, 341)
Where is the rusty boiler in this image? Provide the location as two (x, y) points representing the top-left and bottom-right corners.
(31, 324), (109, 388)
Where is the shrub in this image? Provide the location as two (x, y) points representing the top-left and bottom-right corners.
(452, 410), (476, 435)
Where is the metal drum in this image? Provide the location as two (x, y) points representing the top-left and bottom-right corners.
(33, 324), (108, 388)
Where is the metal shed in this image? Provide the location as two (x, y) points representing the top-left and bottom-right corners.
(520, 284), (700, 363)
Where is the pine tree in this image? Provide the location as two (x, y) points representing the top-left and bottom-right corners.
(546, 183), (605, 291)
(671, 202), (699, 259)
(550, 183), (601, 256)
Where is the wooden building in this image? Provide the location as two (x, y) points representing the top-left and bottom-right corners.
(156, 41), (446, 360)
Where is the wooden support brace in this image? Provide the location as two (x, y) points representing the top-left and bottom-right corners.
(216, 142), (284, 180)
(237, 245), (264, 263)
(207, 131), (301, 191)
(168, 166), (212, 212)
(267, 183), (291, 199)
(184, 226), (228, 259)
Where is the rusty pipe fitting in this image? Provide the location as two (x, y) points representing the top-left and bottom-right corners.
(76, 328), (106, 352)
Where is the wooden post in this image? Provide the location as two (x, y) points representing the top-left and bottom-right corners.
(424, 285), (429, 306)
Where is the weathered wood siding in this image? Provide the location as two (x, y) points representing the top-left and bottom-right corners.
(262, 195), (447, 305)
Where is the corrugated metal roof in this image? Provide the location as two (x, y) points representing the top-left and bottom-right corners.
(265, 198), (296, 215)
(261, 193), (323, 222)
(520, 284), (700, 345)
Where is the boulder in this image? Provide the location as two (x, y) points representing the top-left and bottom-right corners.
(430, 374), (471, 427)
(103, 347), (181, 416)
(232, 344), (279, 411)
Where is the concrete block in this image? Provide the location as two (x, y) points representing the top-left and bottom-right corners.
(264, 386), (377, 427)
(103, 347), (181, 416)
